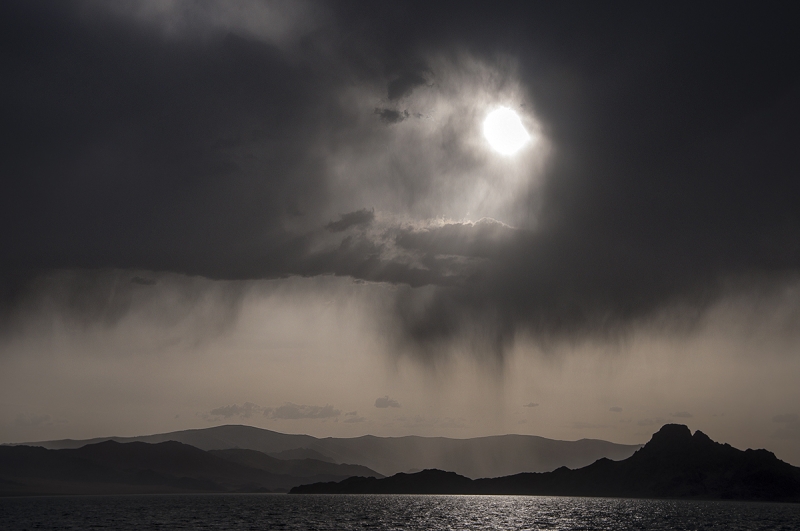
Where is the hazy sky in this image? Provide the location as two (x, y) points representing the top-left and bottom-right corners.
(2, 1), (799, 465)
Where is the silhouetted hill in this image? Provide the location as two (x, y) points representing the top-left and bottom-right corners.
(293, 469), (472, 495)
(20, 424), (641, 478)
(209, 448), (381, 479)
(0, 440), (381, 496)
(267, 448), (335, 462)
(25, 425), (317, 454)
(291, 425), (800, 502)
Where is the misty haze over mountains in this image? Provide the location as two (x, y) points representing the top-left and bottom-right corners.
(0, 440), (381, 495)
(4, 424), (798, 502)
(17, 424), (641, 479)
(292, 425), (800, 503)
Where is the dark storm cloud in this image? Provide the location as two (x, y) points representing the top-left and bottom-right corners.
(395, 218), (515, 259)
(374, 108), (409, 124)
(325, 209), (375, 233)
(387, 72), (428, 101)
(2, 1), (800, 359)
(1, 0), (329, 282)
(0, 270), (245, 342)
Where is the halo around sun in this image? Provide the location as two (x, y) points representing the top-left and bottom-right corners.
(483, 107), (531, 155)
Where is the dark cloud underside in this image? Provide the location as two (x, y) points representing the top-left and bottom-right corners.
(326, 209), (375, 233)
(387, 72), (427, 100)
(2, 1), (800, 356)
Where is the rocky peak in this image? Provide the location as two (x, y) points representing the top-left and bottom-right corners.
(644, 424), (693, 451)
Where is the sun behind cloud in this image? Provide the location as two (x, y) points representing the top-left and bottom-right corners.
(483, 106), (531, 155)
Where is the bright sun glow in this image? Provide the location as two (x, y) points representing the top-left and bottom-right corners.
(483, 107), (531, 155)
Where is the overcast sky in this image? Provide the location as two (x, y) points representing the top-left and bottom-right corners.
(2, 1), (799, 465)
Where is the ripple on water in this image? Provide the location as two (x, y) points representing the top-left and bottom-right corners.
(2, 494), (799, 531)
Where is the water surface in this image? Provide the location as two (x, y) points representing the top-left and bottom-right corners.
(2, 494), (799, 530)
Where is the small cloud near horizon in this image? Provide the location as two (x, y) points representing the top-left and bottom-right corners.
(205, 402), (341, 421)
(523, 402), (539, 408)
(271, 403), (341, 420)
(772, 414), (800, 440)
(637, 417), (667, 427)
(344, 411), (365, 423)
(208, 402), (264, 419)
(572, 421), (611, 430)
(15, 414), (55, 427)
(375, 396), (401, 408)
(610, 406), (623, 413)
(392, 415), (466, 430)
(672, 411), (693, 418)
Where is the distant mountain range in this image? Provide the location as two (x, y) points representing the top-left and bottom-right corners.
(0, 440), (380, 495)
(291, 424), (800, 503)
(4, 424), (796, 501)
(16, 424), (642, 478)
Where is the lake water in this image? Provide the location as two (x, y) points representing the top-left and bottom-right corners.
(2, 494), (799, 530)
